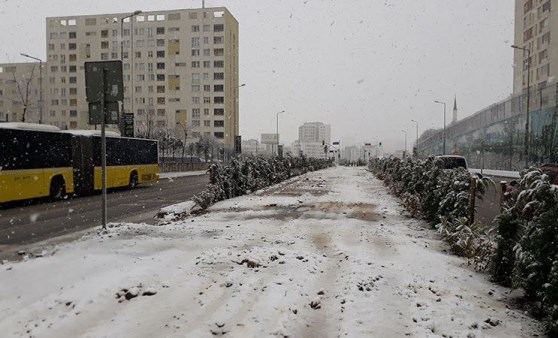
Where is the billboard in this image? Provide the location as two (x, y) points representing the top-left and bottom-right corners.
(261, 133), (278, 144)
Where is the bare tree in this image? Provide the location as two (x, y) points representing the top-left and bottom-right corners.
(10, 65), (36, 122)
(135, 107), (157, 139)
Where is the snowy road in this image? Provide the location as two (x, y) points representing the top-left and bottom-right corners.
(0, 167), (543, 337)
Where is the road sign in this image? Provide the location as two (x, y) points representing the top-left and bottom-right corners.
(85, 61), (123, 103)
(88, 102), (119, 124)
(124, 113), (134, 137)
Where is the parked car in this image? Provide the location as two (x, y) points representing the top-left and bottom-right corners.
(435, 155), (468, 169)
(540, 163), (558, 185)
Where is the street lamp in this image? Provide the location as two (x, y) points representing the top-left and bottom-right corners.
(411, 119), (419, 157)
(276, 110), (285, 156)
(511, 44), (531, 167)
(434, 100), (446, 155)
(20, 53), (43, 124)
(120, 10), (143, 135)
(401, 130), (407, 159)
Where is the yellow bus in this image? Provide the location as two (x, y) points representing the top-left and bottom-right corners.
(0, 123), (159, 204)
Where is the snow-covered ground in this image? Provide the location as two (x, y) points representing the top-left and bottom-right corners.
(0, 167), (543, 337)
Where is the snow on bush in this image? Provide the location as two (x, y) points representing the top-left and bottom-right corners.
(368, 156), (493, 270)
(193, 155), (333, 210)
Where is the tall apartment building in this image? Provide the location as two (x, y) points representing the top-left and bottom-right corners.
(0, 62), (42, 123)
(294, 122), (331, 159)
(298, 122), (331, 144)
(44, 7), (239, 146)
(513, 0), (555, 94)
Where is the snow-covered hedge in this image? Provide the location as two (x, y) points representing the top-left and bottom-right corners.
(491, 167), (558, 334)
(372, 157), (558, 334)
(193, 155), (334, 209)
(369, 156), (493, 269)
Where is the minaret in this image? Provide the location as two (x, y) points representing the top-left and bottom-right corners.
(452, 96), (458, 124)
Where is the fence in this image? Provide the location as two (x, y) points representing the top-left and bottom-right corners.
(159, 162), (209, 172)
(418, 82), (558, 170)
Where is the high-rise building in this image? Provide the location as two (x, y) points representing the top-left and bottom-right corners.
(0, 62), (42, 123)
(43, 7), (239, 146)
(513, 0), (554, 94)
(298, 122), (331, 144)
(295, 122), (331, 159)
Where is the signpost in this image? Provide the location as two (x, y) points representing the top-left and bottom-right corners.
(123, 112), (134, 137)
(84, 61), (123, 229)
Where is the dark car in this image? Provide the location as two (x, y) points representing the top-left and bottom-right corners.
(435, 155), (468, 169)
(540, 163), (558, 185)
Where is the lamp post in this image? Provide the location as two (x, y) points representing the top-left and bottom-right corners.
(20, 53), (43, 124)
(434, 100), (446, 155)
(120, 10), (142, 135)
(511, 44), (531, 167)
(401, 130), (407, 159)
(276, 110), (285, 156)
(411, 119), (419, 157)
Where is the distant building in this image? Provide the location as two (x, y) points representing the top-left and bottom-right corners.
(241, 139), (261, 156)
(0, 62), (42, 123)
(294, 122), (331, 159)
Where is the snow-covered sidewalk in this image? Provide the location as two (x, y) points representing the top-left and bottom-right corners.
(0, 167), (542, 337)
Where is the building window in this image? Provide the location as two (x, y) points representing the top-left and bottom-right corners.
(203, 85), (211, 92)
(157, 85), (165, 93)
(68, 43), (76, 50)
(203, 97), (211, 103)
(157, 62), (165, 70)
(70, 110), (78, 117)
(214, 72), (224, 80)
(213, 36), (224, 44)
(157, 39), (165, 47)
(214, 24), (224, 32)
(204, 108), (210, 115)
(203, 24), (210, 32)
(69, 65), (77, 73)
(214, 85), (224, 92)
(157, 97), (165, 104)
(203, 61), (211, 68)
(214, 120), (224, 127)
(192, 97), (200, 104)
(157, 50), (165, 58)
(191, 61), (200, 68)
(214, 48), (224, 56)
(192, 120), (200, 127)
(214, 60), (224, 68)
(69, 88), (77, 95)
(191, 49), (200, 56)
(204, 120), (211, 127)
(101, 41), (109, 49)
(192, 85), (200, 92)
(191, 37), (200, 47)
(191, 25), (199, 32)
(214, 132), (224, 139)
(214, 108), (224, 115)
(203, 49), (210, 56)
(69, 31), (77, 39)
(192, 108), (200, 118)
(157, 74), (165, 81)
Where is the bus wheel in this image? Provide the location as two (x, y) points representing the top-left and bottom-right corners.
(50, 177), (66, 201)
(129, 172), (139, 189)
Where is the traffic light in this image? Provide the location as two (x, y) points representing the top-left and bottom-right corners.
(379, 142), (382, 147)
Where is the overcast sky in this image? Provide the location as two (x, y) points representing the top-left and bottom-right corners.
(1, 0), (514, 151)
